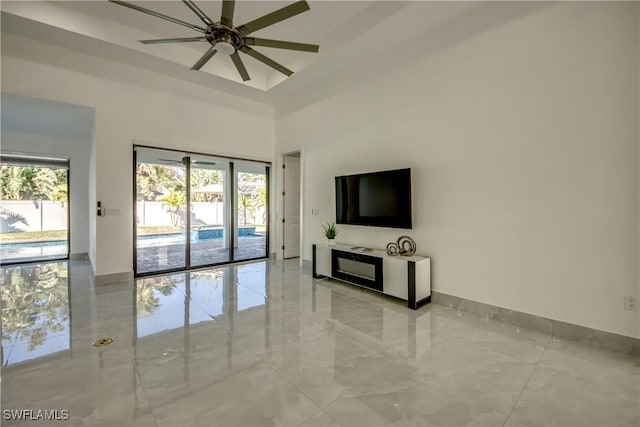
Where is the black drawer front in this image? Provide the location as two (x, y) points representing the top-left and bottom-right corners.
(331, 250), (383, 292)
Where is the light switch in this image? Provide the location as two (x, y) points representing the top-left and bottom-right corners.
(311, 208), (319, 215)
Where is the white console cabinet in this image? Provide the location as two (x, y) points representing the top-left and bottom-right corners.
(312, 243), (431, 310)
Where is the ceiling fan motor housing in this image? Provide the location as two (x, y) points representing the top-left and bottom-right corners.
(206, 25), (242, 55)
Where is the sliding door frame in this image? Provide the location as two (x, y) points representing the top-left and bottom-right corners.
(133, 144), (270, 278)
(0, 153), (71, 266)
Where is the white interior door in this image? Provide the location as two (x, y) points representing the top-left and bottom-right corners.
(283, 154), (300, 259)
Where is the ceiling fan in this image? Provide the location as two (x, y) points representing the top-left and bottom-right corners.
(158, 158), (217, 166)
(108, 0), (319, 81)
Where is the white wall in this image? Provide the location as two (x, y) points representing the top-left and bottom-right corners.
(276, 3), (640, 338)
(2, 34), (275, 276)
(0, 129), (92, 255)
(89, 114), (97, 270)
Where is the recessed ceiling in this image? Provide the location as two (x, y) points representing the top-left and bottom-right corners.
(1, 1), (482, 99)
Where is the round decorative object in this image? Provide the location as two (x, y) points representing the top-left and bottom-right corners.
(386, 242), (399, 256)
(397, 236), (417, 256)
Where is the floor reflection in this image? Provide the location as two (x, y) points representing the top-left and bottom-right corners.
(133, 265), (268, 396)
(3, 259), (636, 427)
(134, 264), (269, 339)
(1, 262), (70, 366)
(136, 273), (187, 337)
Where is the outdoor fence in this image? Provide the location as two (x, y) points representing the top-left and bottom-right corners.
(0, 201), (67, 233)
(0, 200), (267, 234)
(136, 201), (266, 227)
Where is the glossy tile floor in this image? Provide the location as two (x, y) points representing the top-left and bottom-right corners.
(1, 260), (638, 426)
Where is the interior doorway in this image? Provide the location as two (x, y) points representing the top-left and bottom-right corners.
(0, 153), (70, 264)
(282, 152), (301, 259)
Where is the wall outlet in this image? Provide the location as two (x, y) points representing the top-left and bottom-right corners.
(623, 296), (638, 311)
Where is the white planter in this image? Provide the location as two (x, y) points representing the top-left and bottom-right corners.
(327, 238), (336, 246)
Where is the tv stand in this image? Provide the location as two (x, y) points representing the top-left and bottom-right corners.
(312, 243), (431, 310)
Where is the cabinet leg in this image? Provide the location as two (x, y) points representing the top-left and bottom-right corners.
(312, 244), (323, 279)
(407, 261), (430, 309)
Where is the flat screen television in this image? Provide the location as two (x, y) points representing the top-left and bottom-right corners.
(335, 168), (412, 229)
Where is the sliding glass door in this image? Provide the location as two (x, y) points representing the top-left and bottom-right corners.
(234, 163), (268, 262)
(0, 154), (69, 264)
(134, 146), (269, 276)
(135, 149), (187, 274)
(189, 156), (230, 267)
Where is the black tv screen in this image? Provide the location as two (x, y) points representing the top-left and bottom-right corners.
(335, 168), (412, 229)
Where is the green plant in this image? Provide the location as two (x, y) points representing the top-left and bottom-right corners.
(158, 189), (186, 227)
(322, 221), (339, 239)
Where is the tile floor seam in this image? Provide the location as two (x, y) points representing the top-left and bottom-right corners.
(253, 338), (329, 406)
(246, 356), (327, 424)
(295, 410), (324, 427)
(249, 319), (381, 415)
(130, 355), (161, 427)
(501, 333), (553, 427)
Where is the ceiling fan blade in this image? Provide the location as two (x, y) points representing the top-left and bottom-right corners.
(182, 0), (214, 26)
(244, 38), (318, 52)
(191, 46), (217, 70)
(230, 51), (251, 81)
(108, 0), (206, 33)
(240, 46), (293, 77)
(236, 0), (310, 36)
(140, 37), (207, 45)
(220, 0), (235, 28)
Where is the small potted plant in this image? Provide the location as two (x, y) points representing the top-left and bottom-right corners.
(322, 221), (339, 245)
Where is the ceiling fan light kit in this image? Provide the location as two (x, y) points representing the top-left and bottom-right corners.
(109, 0), (319, 82)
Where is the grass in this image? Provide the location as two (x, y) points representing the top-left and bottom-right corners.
(0, 230), (67, 242)
(137, 226), (181, 235)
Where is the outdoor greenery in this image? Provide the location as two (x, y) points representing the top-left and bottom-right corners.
(0, 207), (29, 233)
(1, 263), (69, 359)
(136, 163), (267, 227)
(1, 166), (68, 236)
(0, 166), (68, 206)
(136, 164), (224, 203)
(157, 189), (186, 227)
(237, 172), (266, 226)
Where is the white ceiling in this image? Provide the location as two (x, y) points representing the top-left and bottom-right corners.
(1, 1), (482, 101)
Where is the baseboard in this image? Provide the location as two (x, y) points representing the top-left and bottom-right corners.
(432, 291), (640, 356)
(69, 252), (89, 260)
(94, 270), (134, 286)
